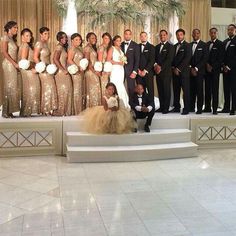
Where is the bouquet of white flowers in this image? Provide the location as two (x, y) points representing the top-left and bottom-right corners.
(119, 55), (128, 64)
(103, 62), (113, 73)
(79, 58), (89, 71)
(35, 62), (46, 73)
(19, 59), (30, 70)
(46, 64), (58, 75)
(68, 64), (79, 75)
(94, 61), (103, 72)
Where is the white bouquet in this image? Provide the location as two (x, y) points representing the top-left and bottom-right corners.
(19, 59), (30, 70)
(79, 58), (89, 71)
(94, 61), (103, 72)
(68, 64), (79, 75)
(35, 62), (46, 73)
(119, 55), (128, 64)
(46, 64), (58, 75)
(103, 62), (112, 73)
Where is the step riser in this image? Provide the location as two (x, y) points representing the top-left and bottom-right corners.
(67, 146), (198, 163)
(63, 118), (190, 132)
(67, 132), (192, 147)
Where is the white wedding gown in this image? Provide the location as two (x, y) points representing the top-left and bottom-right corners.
(110, 46), (130, 109)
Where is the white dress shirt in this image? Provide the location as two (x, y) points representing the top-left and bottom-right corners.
(124, 40), (131, 54)
(135, 95), (153, 112)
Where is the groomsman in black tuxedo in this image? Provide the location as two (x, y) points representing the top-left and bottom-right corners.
(121, 29), (140, 98)
(172, 29), (192, 115)
(130, 84), (155, 132)
(222, 24), (236, 115)
(137, 32), (155, 100)
(204, 28), (224, 115)
(154, 30), (175, 114)
(189, 29), (208, 114)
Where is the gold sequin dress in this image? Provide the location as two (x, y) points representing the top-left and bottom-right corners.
(35, 41), (57, 114)
(19, 43), (40, 116)
(54, 44), (72, 116)
(1, 35), (20, 116)
(70, 46), (85, 115)
(84, 44), (101, 108)
(98, 44), (109, 97)
(82, 95), (136, 134)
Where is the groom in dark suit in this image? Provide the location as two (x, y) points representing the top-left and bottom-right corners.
(136, 31), (155, 101)
(121, 29), (140, 98)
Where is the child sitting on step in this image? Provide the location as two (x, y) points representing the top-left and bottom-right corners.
(82, 82), (136, 134)
(130, 84), (155, 132)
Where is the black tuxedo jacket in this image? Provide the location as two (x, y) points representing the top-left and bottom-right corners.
(172, 41), (192, 77)
(121, 40), (140, 78)
(130, 93), (154, 111)
(155, 41), (175, 77)
(190, 40), (208, 75)
(139, 42), (155, 75)
(206, 39), (224, 73)
(223, 36), (236, 71)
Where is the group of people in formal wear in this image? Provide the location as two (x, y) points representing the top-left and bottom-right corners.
(1, 20), (236, 132)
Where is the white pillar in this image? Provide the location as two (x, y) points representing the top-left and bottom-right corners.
(62, 0), (77, 36)
(144, 15), (151, 42)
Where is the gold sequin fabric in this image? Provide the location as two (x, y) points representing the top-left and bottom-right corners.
(53, 44), (72, 116)
(19, 43), (40, 116)
(84, 44), (102, 108)
(35, 41), (57, 114)
(1, 35), (20, 116)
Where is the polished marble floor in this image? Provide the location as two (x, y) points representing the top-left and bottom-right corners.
(0, 149), (236, 236)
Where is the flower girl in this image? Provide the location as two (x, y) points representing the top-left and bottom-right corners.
(82, 82), (136, 134)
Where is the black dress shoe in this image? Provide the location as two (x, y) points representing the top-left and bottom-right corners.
(181, 111), (189, 115)
(162, 110), (169, 114)
(203, 109), (212, 113)
(230, 110), (235, 115)
(170, 108), (180, 113)
(156, 108), (162, 113)
(196, 110), (202, 114)
(144, 125), (150, 133)
(213, 111), (218, 115)
(220, 108), (230, 113)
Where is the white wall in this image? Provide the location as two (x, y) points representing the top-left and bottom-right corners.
(211, 7), (236, 25)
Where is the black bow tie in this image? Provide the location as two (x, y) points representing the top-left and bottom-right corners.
(161, 43), (165, 46)
(137, 95), (143, 98)
(124, 42), (129, 45)
(177, 42), (182, 46)
(193, 41), (198, 44)
(141, 43), (146, 47)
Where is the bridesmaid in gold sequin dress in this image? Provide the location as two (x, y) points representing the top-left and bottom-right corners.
(19, 28), (40, 117)
(1, 21), (19, 118)
(98, 32), (112, 97)
(33, 27), (57, 115)
(68, 33), (85, 115)
(53, 31), (72, 116)
(84, 32), (102, 107)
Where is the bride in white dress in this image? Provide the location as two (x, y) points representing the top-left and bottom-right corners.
(107, 35), (130, 109)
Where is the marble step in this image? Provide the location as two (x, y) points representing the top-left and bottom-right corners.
(66, 142), (198, 162)
(66, 129), (192, 147)
(63, 114), (190, 133)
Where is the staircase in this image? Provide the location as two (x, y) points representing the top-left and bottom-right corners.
(65, 115), (198, 162)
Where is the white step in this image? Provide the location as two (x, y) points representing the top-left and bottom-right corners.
(63, 114), (190, 133)
(66, 142), (198, 162)
(66, 129), (192, 147)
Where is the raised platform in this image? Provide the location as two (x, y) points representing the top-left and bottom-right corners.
(0, 113), (235, 162)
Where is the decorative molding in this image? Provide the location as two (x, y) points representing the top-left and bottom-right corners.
(0, 130), (53, 148)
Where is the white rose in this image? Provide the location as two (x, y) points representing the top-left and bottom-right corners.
(94, 61), (103, 72)
(79, 58), (89, 71)
(19, 59), (30, 70)
(35, 62), (46, 73)
(103, 62), (112, 73)
(46, 64), (58, 75)
(68, 64), (79, 75)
